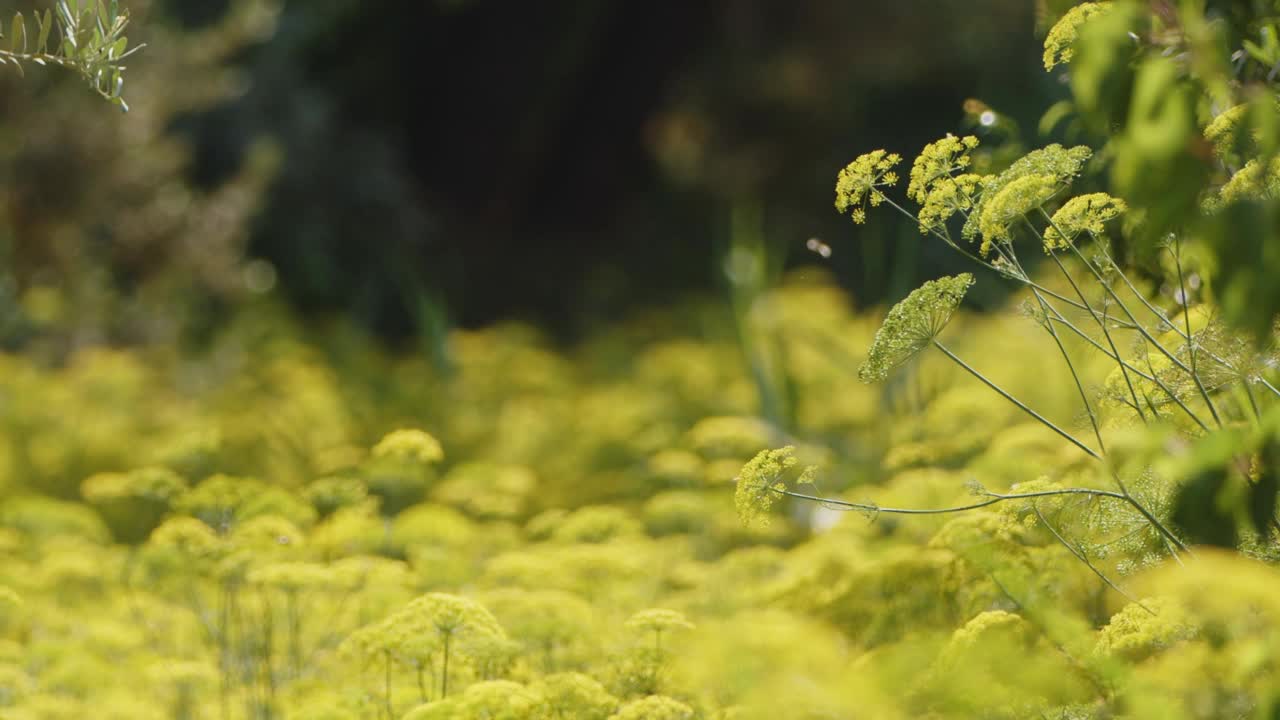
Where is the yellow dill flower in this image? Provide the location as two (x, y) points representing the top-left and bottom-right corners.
(962, 144), (1091, 243)
(1204, 156), (1280, 211)
(917, 173), (983, 235)
(734, 446), (816, 528)
(1094, 597), (1194, 662)
(626, 608), (696, 634)
(907, 134), (980, 204)
(858, 273), (974, 382)
(609, 695), (696, 720)
(834, 150), (902, 224)
(371, 428), (444, 464)
(977, 174), (1059, 256)
(1043, 2), (1112, 70)
(1204, 103), (1248, 160)
(1042, 192), (1127, 251)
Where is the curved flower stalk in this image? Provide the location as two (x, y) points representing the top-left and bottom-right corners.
(858, 272), (1102, 460)
(0, 0), (143, 110)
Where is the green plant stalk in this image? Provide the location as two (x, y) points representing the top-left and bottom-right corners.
(1031, 288), (1108, 454)
(781, 486), (1126, 514)
(441, 631), (451, 699)
(1139, 348), (1212, 432)
(383, 650), (394, 720)
(1032, 211), (1215, 427)
(1171, 237), (1225, 426)
(1025, 219), (1148, 424)
(1053, 220), (1223, 426)
(879, 195), (1115, 316)
(1102, 249), (1269, 398)
(932, 339), (1102, 460)
(1043, 308), (1156, 381)
(1031, 504), (1151, 613)
(936, 335), (1190, 553)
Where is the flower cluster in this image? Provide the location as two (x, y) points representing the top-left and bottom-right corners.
(918, 173), (983, 235)
(962, 144), (1092, 245)
(977, 175), (1060, 256)
(1043, 2), (1113, 70)
(733, 446), (816, 528)
(1042, 192), (1128, 251)
(834, 150), (902, 224)
(1204, 103), (1249, 161)
(858, 273), (974, 382)
(907, 134), (980, 204)
(625, 608), (696, 634)
(1205, 156), (1280, 211)
(372, 428), (445, 465)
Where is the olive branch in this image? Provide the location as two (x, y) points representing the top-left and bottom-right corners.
(0, 0), (143, 110)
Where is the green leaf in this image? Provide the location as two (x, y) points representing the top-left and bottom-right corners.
(1172, 466), (1239, 548)
(1249, 441), (1279, 537)
(37, 10), (52, 53)
(11, 12), (25, 54)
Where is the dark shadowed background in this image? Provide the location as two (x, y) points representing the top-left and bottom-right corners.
(0, 0), (1064, 348)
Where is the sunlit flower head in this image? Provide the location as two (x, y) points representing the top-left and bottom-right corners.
(1043, 2), (1112, 70)
(908, 134), (980, 204)
(372, 428), (444, 465)
(977, 174), (1059, 256)
(1042, 192), (1127, 251)
(734, 446), (816, 528)
(625, 608), (695, 633)
(918, 173), (983, 235)
(835, 150), (902, 224)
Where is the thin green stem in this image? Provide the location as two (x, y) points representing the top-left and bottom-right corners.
(1172, 238), (1224, 427)
(932, 339), (1102, 460)
(878, 196), (1121, 317)
(1058, 229), (1223, 426)
(1027, 219), (1147, 424)
(1031, 505), (1152, 614)
(1032, 288), (1107, 454)
(1139, 350), (1212, 432)
(778, 486), (1129, 515)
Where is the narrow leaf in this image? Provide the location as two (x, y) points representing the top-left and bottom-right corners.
(37, 10), (52, 53)
(11, 12), (25, 54)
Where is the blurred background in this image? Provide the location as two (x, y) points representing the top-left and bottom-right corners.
(0, 0), (1065, 352)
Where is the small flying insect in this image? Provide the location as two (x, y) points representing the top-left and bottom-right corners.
(805, 237), (832, 259)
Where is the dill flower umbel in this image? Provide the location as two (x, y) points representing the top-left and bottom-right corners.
(858, 273), (974, 382)
(1204, 156), (1280, 211)
(1042, 193), (1127, 250)
(609, 695), (696, 720)
(918, 173), (983, 235)
(734, 446), (816, 528)
(908, 135), (980, 204)
(962, 144), (1092, 244)
(1043, 2), (1112, 70)
(1204, 103), (1249, 161)
(372, 428), (445, 464)
(977, 174), (1059, 255)
(834, 150), (902, 224)
(625, 608), (695, 634)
